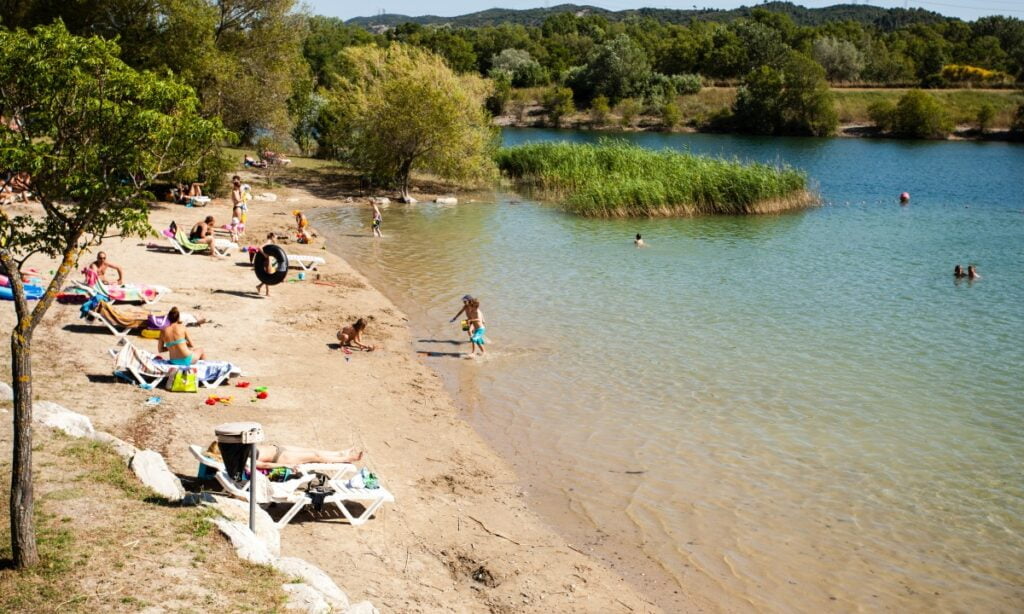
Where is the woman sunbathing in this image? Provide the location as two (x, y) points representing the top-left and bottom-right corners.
(206, 441), (363, 470)
(158, 307), (206, 366)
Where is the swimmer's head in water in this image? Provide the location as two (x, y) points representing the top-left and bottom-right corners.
(636, 234), (642, 240)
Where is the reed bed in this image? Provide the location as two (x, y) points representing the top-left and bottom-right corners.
(495, 140), (814, 217)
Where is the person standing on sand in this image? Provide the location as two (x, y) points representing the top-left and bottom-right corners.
(255, 233), (276, 297)
(372, 203), (383, 238)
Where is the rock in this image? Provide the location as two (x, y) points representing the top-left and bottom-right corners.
(399, 196), (417, 204)
(130, 450), (186, 501)
(204, 494), (280, 557)
(273, 557), (350, 610)
(90, 431), (139, 464)
(0, 382), (12, 401)
(282, 583), (331, 614)
(434, 197), (457, 204)
(343, 197), (354, 203)
(211, 517), (276, 565)
(369, 197), (390, 205)
(346, 602), (380, 614)
(256, 193), (278, 202)
(34, 401), (95, 438)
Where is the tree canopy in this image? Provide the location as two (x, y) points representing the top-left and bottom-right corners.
(0, 21), (229, 569)
(320, 44), (497, 200)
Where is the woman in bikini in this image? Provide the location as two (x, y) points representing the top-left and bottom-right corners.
(158, 307), (206, 365)
(207, 441), (363, 470)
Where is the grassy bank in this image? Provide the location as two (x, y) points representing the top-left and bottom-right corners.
(496, 140), (812, 217)
(0, 430), (286, 612)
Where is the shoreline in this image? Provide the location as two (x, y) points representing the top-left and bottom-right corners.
(0, 179), (673, 612)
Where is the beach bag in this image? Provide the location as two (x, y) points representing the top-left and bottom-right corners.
(170, 368), (198, 393)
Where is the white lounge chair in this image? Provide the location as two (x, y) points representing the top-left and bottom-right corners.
(289, 255), (325, 271)
(188, 444), (394, 528)
(112, 343), (240, 389)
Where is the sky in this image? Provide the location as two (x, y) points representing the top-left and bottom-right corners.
(306, 0), (1024, 22)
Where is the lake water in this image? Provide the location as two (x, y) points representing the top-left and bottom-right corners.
(315, 129), (1024, 612)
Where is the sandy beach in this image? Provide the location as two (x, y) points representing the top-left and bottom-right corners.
(0, 178), (680, 612)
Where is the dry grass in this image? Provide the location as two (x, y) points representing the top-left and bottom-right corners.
(0, 429), (288, 613)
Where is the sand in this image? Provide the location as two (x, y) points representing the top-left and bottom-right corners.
(0, 182), (673, 612)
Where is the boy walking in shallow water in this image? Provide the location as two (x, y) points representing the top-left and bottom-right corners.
(450, 295), (485, 355)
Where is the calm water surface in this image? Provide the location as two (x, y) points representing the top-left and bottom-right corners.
(316, 129), (1024, 612)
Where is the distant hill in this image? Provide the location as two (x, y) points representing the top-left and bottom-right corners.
(345, 2), (952, 31)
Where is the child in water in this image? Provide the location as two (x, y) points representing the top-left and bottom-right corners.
(466, 298), (486, 355)
(635, 233), (645, 248)
(372, 204), (383, 238)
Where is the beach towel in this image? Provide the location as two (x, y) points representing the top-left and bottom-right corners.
(113, 343), (240, 386)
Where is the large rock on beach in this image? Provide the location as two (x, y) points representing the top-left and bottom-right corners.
(130, 450), (186, 501)
(34, 401), (95, 438)
(211, 517), (276, 565)
(272, 556), (350, 610)
(369, 197), (390, 205)
(0, 382), (12, 400)
(256, 192), (278, 201)
(399, 196), (417, 203)
(345, 602), (380, 614)
(90, 431), (139, 464)
(204, 494), (281, 556)
(282, 583), (331, 614)
(434, 197), (457, 204)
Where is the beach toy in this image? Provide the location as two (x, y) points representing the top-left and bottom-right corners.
(256, 391), (268, 400)
(0, 284), (45, 301)
(461, 319), (470, 332)
(140, 328), (160, 339)
(235, 381), (251, 388)
(297, 271), (306, 281)
(254, 386), (267, 393)
(145, 396), (162, 406)
(205, 395), (233, 406)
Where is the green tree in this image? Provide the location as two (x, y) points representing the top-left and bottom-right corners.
(867, 100), (897, 132)
(812, 36), (865, 82)
(617, 98), (643, 128)
(0, 23), (227, 568)
(733, 51), (837, 136)
(660, 101), (681, 130)
(541, 86), (576, 128)
(892, 90), (952, 138)
(590, 95), (611, 126)
(976, 103), (996, 133)
(323, 44), (496, 201)
(570, 34), (652, 105)
(489, 48), (548, 87)
(1014, 103), (1024, 134)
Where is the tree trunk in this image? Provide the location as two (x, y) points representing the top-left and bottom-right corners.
(398, 159), (413, 203)
(9, 326), (38, 568)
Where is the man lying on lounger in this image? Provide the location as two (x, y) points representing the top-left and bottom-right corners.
(206, 441), (363, 470)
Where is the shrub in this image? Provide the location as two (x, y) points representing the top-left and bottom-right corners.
(486, 73), (513, 116)
(569, 34), (652, 105)
(617, 98), (643, 128)
(940, 64), (1014, 86)
(541, 86), (575, 127)
(893, 90), (953, 138)
(867, 100), (896, 131)
(976, 103), (996, 133)
(590, 95), (611, 126)
(1014, 103), (1024, 134)
(812, 36), (864, 82)
(489, 48), (548, 87)
(660, 102), (681, 129)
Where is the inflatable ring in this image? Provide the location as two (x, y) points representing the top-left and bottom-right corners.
(254, 244), (290, 286)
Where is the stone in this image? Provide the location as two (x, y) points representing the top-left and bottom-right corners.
(211, 517), (276, 565)
(130, 450), (186, 501)
(369, 197), (390, 205)
(0, 382), (12, 401)
(282, 583), (331, 614)
(204, 494), (281, 557)
(399, 196), (417, 204)
(346, 602), (380, 614)
(434, 197), (457, 204)
(90, 431), (139, 464)
(256, 193), (278, 201)
(273, 557), (350, 610)
(34, 401), (95, 438)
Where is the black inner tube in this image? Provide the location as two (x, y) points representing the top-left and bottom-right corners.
(253, 244), (289, 285)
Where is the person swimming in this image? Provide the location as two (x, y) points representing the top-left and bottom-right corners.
(967, 265), (981, 280)
(635, 233), (645, 248)
(954, 264), (967, 278)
